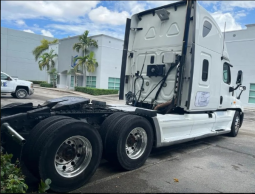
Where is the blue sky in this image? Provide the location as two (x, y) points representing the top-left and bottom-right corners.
(1, 1), (255, 40)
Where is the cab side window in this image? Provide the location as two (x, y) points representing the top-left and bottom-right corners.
(203, 21), (212, 37)
(223, 63), (231, 84)
(1, 73), (8, 80)
(202, 59), (209, 81)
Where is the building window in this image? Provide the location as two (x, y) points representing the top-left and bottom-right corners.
(70, 76), (74, 87)
(223, 63), (231, 85)
(108, 77), (120, 90)
(86, 76), (96, 88)
(249, 84), (255, 104)
(203, 21), (212, 37)
(202, 59), (209, 81)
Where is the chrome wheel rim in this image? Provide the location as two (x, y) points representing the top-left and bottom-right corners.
(125, 127), (147, 160)
(54, 136), (92, 178)
(17, 90), (26, 98)
(235, 116), (240, 133)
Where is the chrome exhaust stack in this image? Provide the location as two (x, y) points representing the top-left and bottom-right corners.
(2, 123), (26, 145)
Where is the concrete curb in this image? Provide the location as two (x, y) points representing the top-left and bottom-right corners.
(33, 86), (119, 98)
(34, 86), (77, 94)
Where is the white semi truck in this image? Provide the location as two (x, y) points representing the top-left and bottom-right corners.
(1, 1), (246, 192)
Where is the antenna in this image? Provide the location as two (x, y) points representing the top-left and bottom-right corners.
(221, 21), (226, 60)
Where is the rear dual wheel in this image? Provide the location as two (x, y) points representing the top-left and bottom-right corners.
(100, 113), (154, 170)
(23, 117), (102, 192)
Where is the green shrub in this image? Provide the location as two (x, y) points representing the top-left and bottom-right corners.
(1, 151), (51, 193)
(40, 83), (53, 88)
(38, 179), (51, 193)
(75, 87), (118, 95)
(28, 80), (47, 84)
(1, 152), (28, 193)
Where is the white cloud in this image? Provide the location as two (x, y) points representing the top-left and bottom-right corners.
(113, 1), (146, 16)
(23, 29), (34, 33)
(211, 12), (242, 31)
(1, 1), (99, 22)
(199, 1), (218, 6)
(200, 1), (255, 9)
(234, 10), (247, 20)
(128, 1), (146, 15)
(41, 29), (54, 37)
(146, 1), (177, 8)
(115, 1), (178, 16)
(47, 23), (125, 40)
(15, 20), (25, 26)
(227, 1), (255, 9)
(89, 6), (130, 25)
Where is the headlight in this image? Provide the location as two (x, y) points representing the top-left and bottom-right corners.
(31, 83), (33, 88)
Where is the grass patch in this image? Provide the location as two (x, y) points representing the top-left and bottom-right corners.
(75, 87), (118, 96)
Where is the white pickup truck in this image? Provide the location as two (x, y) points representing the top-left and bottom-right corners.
(1, 71), (34, 99)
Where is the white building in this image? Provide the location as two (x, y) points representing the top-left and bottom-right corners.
(50, 34), (123, 90)
(1, 27), (124, 91)
(225, 24), (255, 107)
(1, 27), (55, 81)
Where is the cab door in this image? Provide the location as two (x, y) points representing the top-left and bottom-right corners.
(219, 62), (232, 109)
(1, 73), (13, 93)
(214, 61), (234, 131)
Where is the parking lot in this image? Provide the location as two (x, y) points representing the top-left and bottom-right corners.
(1, 87), (255, 193)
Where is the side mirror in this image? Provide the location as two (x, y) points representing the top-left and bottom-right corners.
(239, 86), (246, 91)
(236, 70), (243, 85)
(237, 85), (246, 100)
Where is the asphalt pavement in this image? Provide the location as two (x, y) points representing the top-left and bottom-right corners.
(1, 87), (255, 193)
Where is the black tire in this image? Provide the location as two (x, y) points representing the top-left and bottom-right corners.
(104, 114), (153, 170)
(11, 93), (17, 98)
(229, 111), (241, 137)
(99, 112), (128, 150)
(37, 119), (102, 192)
(22, 116), (72, 177)
(15, 88), (28, 99)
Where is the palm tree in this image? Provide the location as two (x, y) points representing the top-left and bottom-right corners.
(38, 49), (58, 87)
(74, 55), (89, 72)
(85, 52), (98, 73)
(42, 49), (58, 69)
(32, 39), (58, 61)
(38, 54), (49, 71)
(73, 30), (98, 56)
(47, 67), (58, 88)
(73, 30), (98, 86)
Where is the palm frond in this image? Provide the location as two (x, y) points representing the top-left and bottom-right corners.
(73, 30), (98, 55)
(32, 39), (58, 61)
(85, 51), (98, 73)
(37, 49), (58, 71)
